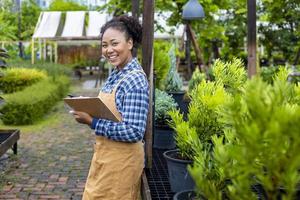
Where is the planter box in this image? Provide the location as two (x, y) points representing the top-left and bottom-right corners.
(0, 129), (20, 157)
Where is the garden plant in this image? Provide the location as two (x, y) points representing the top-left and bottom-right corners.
(189, 68), (300, 200)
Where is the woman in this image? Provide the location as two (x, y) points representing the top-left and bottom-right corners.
(71, 15), (149, 200)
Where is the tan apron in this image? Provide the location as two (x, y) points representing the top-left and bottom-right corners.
(82, 70), (145, 200)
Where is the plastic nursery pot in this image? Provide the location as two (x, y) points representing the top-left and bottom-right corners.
(153, 124), (176, 150)
(173, 190), (197, 200)
(163, 149), (195, 193)
(168, 91), (187, 114)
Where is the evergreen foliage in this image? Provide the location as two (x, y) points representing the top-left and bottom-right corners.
(164, 44), (183, 92)
(190, 71), (300, 199)
(188, 68), (206, 92)
(0, 76), (70, 125)
(154, 89), (177, 126)
(212, 58), (247, 94)
(153, 41), (171, 89)
(0, 68), (47, 93)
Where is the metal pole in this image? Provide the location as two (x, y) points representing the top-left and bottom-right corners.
(247, 0), (257, 77)
(17, 0), (23, 58)
(185, 24), (192, 79)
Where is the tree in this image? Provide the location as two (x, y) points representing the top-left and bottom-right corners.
(258, 0), (300, 65)
(0, 0), (18, 41)
(21, 0), (41, 41)
(49, 0), (88, 11)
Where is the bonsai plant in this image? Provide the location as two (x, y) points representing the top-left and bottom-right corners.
(154, 89), (177, 149)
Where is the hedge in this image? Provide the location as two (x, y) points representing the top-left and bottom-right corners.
(0, 76), (70, 125)
(0, 68), (47, 93)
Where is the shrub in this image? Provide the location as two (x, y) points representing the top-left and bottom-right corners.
(260, 66), (280, 84)
(169, 81), (230, 160)
(189, 70), (300, 200)
(155, 89), (177, 126)
(212, 58), (247, 95)
(0, 68), (47, 93)
(164, 45), (183, 92)
(153, 41), (171, 89)
(188, 68), (206, 92)
(8, 59), (72, 78)
(0, 76), (70, 125)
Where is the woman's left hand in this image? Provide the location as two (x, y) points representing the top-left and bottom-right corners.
(71, 111), (93, 126)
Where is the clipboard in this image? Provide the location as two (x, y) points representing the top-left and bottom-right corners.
(64, 97), (122, 122)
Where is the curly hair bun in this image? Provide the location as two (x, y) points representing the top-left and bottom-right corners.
(117, 15), (143, 45)
(101, 15), (143, 48)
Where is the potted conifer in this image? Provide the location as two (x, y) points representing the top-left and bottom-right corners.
(164, 45), (187, 114)
(189, 68), (300, 199)
(166, 58), (247, 195)
(154, 89), (177, 149)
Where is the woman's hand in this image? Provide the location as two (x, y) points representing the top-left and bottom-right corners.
(71, 111), (93, 126)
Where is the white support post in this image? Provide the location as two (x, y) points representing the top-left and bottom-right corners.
(31, 38), (35, 64)
(43, 39), (47, 61)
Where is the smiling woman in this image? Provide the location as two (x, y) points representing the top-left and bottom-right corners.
(69, 15), (149, 200)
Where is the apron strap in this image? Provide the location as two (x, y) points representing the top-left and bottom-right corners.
(111, 69), (146, 94)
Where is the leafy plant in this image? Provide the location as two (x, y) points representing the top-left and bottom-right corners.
(190, 69), (300, 200)
(212, 58), (247, 95)
(155, 89), (177, 126)
(0, 76), (70, 125)
(8, 59), (72, 78)
(0, 68), (47, 93)
(260, 66), (280, 84)
(154, 40), (171, 89)
(164, 44), (183, 92)
(169, 80), (230, 160)
(188, 68), (206, 92)
(168, 110), (201, 160)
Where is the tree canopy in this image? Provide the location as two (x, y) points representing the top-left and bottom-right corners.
(99, 0), (300, 66)
(48, 0), (88, 11)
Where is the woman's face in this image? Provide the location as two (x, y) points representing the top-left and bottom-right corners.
(101, 28), (133, 69)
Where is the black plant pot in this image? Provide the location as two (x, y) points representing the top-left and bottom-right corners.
(173, 190), (197, 200)
(163, 149), (195, 193)
(154, 124), (176, 150)
(168, 91), (189, 115)
(251, 184), (300, 200)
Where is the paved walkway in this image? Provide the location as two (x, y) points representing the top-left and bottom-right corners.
(0, 77), (100, 199)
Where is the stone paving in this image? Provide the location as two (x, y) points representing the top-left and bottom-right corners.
(0, 77), (100, 199)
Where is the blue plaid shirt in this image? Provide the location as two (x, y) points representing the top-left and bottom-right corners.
(91, 58), (149, 143)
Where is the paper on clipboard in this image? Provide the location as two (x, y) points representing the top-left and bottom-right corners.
(64, 96), (122, 122)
